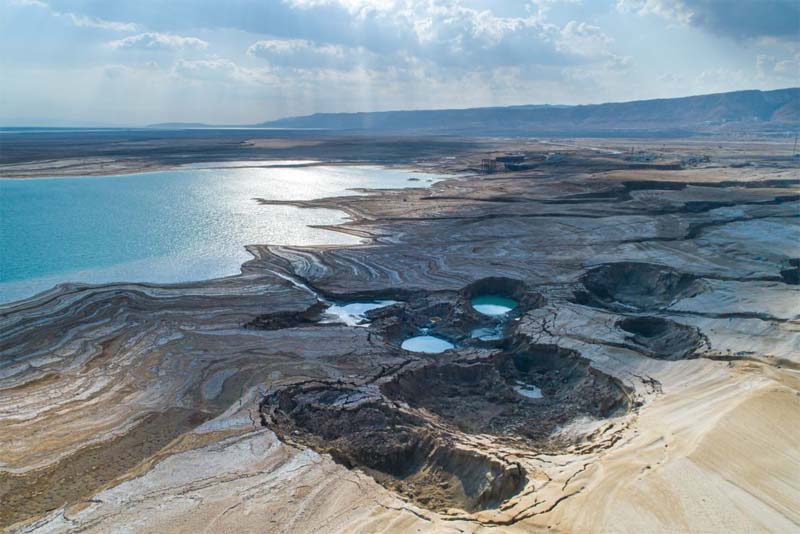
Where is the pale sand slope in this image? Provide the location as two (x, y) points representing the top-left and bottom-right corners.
(551, 363), (800, 533)
(13, 354), (799, 533)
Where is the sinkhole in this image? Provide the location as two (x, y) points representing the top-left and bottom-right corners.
(470, 295), (518, 316)
(401, 335), (455, 353)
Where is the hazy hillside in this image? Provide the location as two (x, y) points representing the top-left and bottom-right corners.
(259, 88), (799, 135)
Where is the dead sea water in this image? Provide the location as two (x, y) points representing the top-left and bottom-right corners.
(0, 163), (446, 303)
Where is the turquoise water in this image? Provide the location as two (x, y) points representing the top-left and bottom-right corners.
(0, 164), (443, 304)
(401, 335), (455, 353)
(471, 295), (518, 316)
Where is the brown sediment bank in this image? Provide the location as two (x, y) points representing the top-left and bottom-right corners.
(1, 137), (799, 532)
(0, 132), (486, 178)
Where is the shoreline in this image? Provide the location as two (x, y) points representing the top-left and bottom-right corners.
(0, 158), (463, 180)
(1, 163), (459, 306)
(2, 131), (794, 180)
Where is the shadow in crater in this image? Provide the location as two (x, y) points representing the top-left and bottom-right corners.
(573, 262), (707, 312)
(617, 316), (703, 360)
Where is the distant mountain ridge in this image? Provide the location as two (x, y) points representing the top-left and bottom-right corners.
(257, 88), (799, 135)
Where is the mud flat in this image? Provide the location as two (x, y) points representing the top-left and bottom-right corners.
(1, 137), (799, 533)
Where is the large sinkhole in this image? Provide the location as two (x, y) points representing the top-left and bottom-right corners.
(780, 259), (800, 285)
(382, 343), (631, 442)
(617, 316), (704, 360)
(260, 386), (526, 513)
(575, 262), (707, 311)
(260, 343), (630, 514)
(462, 277), (542, 319)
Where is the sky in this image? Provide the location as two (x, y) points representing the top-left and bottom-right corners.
(0, 0), (798, 125)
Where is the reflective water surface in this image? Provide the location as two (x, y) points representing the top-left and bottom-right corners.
(401, 335), (455, 353)
(471, 295), (518, 316)
(512, 382), (543, 399)
(1, 165), (445, 303)
(323, 301), (398, 327)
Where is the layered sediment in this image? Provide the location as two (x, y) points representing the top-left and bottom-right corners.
(1, 139), (798, 532)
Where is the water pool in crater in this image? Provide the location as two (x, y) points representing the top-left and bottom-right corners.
(512, 381), (543, 399)
(401, 335), (455, 353)
(471, 295), (518, 316)
(470, 326), (504, 341)
(1, 165), (448, 304)
(323, 301), (398, 327)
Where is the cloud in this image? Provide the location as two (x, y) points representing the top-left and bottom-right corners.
(13, 0), (49, 7)
(682, 0), (800, 40)
(65, 13), (138, 32)
(247, 39), (362, 69)
(37, 0), (604, 69)
(108, 32), (209, 51)
(557, 21), (613, 57)
(757, 53), (800, 81)
(617, 0), (800, 40)
(402, 4), (567, 66)
(657, 72), (685, 84)
(694, 67), (749, 92)
(605, 54), (633, 70)
(242, 3), (589, 72)
(616, 0), (693, 24)
(173, 57), (274, 85)
(13, 0), (138, 32)
(17, 0), (790, 126)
